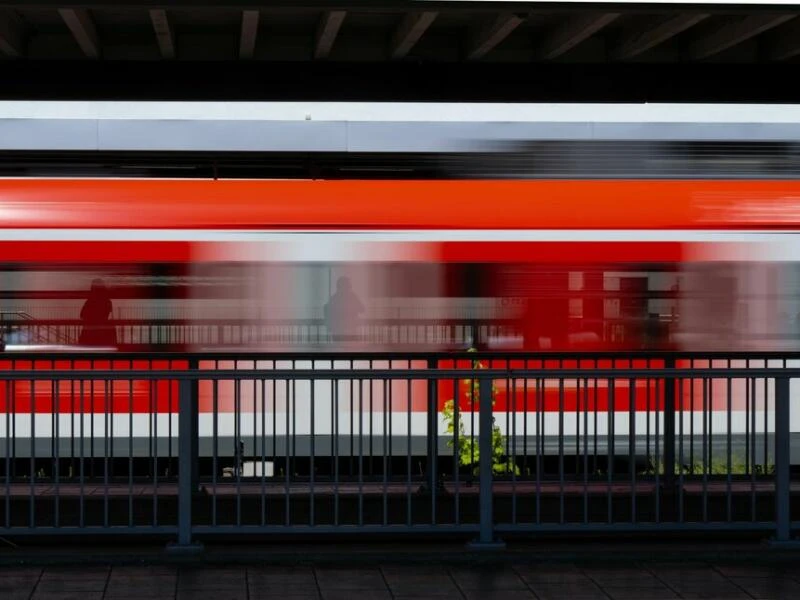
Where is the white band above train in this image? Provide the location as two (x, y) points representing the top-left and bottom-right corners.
(3, 101), (800, 152)
(0, 229), (798, 242)
(2, 101), (800, 123)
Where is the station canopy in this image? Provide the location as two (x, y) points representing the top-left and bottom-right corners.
(1, 1), (799, 65)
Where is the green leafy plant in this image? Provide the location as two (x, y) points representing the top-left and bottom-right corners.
(441, 349), (519, 476)
(648, 454), (773, 476)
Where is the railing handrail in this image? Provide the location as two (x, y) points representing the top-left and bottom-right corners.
(1, 349), (800, 360)
(0, 367), (797, 381)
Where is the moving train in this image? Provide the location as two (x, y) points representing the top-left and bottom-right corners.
(0, 176), (798, 463)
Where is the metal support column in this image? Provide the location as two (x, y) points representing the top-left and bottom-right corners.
(468, 375), (504, 550)
(189, 358), (200, 494)
(425, 358), (438, 494)
(167, 376), (203, 553)
(663, 357), (676, 489)
(774, 377), (793, 544)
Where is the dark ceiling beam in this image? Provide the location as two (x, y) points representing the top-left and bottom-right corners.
(315, 10), (346, 59)
(537, 13), (618, 60)
(239, 9), (259, 59)
(688, 13), (794, 59)
(391, 11), (437, 59)
(149, 8), (175, 59)
(0, 9), (22, 57)
(58, 8), (99, 58)
(467, 12), (523, 60)
(765, 19), (800, 60)
(611, 13), (708, 60)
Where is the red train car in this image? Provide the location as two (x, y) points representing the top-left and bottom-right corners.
(0, 178), (798, 455)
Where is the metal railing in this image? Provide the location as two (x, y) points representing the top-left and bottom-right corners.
(0, 314), (681, 349)
(0, 350), (797, 549)
(0, 318), (524, 349)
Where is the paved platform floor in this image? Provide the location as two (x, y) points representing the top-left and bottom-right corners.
(3, 561), (800, 600)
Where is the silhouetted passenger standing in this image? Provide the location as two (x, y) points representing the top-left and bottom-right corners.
(79, 279), (117, 347)
(324, 276), (365, 341)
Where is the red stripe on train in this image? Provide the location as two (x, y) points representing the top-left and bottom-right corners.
(0, 359), (745, 413)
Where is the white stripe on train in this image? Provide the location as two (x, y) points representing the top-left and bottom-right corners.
(0, 229), (799, 242)
(0, 410), (794, 445)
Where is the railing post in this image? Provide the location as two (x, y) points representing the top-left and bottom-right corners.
(469, 374), (504, 550)
(663, 357), (676, 490)
(189, 358), (199, 495)
(425, 358), (438, 493)
(168, 375), (203, 553)
(774, 376), (792, 544)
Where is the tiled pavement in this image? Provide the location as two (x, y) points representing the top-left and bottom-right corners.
(2, 562), (800, 600)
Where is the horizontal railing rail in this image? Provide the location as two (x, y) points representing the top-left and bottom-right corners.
(0, 350), (796, 550)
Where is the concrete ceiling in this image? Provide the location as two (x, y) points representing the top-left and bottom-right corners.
(0, 2), (799, 64)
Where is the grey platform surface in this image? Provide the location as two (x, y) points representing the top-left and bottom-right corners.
(2, 541), (800, 600)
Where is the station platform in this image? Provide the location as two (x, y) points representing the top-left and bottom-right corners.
(2, 540), (800, 600)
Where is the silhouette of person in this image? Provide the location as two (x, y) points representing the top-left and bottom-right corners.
(79, 279), (117, 347)
(324, 276), (365, 341)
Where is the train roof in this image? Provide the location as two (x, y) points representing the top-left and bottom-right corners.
(4, 102), (800, 157)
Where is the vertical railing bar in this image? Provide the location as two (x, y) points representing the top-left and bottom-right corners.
(79, 377), (85, 528)
(678, 377), (684, 524)
(333, 377), (339, 527)
(151, 374), (158, 528)
(235, 366), (242, 528)
(272, 368), (277, 509)
(470, 360), (476, 481)
(53, 377), (59, 529)
(750, 376), (757, 523)
(358, 378), (364, 527)
(558, 377), (565, 525)
(453, 374), (460, 526)
(168, 360), (173, 476)
(702, 377), (708, 524)
(646, 360), (651, 479)
(477, 373), (495, 545)
(109, 363), (115, 483)
(745, 359), (751, 476)
(593, 368), (599, 489)
(406, 378), (412, 527)
(663, 356), (676, 497)
(689, 361), (695, 474)
(103, 378), (109, 529)
(629, 376), (636, 525)
(128, 365), (133, 528)
(69, 360), (75, 485)
(284, 378), (290, 527)
(11, 358), (17, 484)
(291, 372), (297, 493)
(369, 361), (374, 478)
(726, 371), (733, 523)
(523, 371), (528, 484)
(29, 375), (35, 529)
(310, 375), (315, 527)
(583, 376), (589, 525)
(575, 373), (580, 476)
(350, 360), (354, 478)
(607, 377), (614, 525)
(388, 364), (393, 482)
(252, 371), (257, 527)
(4, 380), (10, 529)
(535, 377), (541, 525)
(655, 372), (661, 523)
(511, 375), (517, 526)
(382, 378), (388, 527)
(775, 376), (791, 542)
(260, 378), (266, 528)
(763, 377), (769, 476)
(176, 377), (194, 547)
(212, 378), (218, 527)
